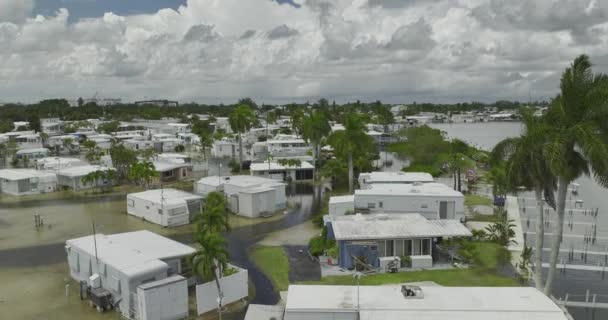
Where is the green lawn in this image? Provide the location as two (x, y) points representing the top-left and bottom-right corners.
(468, 213), (502, 223)
(249, 246), (290, 291)
(305, 241), (517, 287)
(465, 194), (493, 206)
(303, 268), (519, 287)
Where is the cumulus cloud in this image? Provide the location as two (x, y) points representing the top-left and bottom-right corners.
(0, 0), (607, 103)
(267, 24), (299, 40)
(0, 0), (34, 23)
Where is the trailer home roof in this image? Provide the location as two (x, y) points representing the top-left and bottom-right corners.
(330, 213), (471, 240)
(128, 188), (202, 206)
(66, 230), (195, 276)
(356, 182), (462, 197)
(284, 285), (569, 320)
(359, 171), (434, 184)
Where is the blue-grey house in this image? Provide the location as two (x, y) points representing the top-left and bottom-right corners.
(325, 213), (471, 270)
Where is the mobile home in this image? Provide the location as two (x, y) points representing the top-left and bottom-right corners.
(250, 161), (314, 182)
(127, 189), (203, 227)
(358, 171), (434, 190)
(195, 175), (287, 217)
(0, 169), (57, 195)
(65, 230), (194, 319)
(57, 165), (115, 191)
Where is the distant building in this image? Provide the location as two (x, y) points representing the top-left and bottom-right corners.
(135, 100), (179, 107)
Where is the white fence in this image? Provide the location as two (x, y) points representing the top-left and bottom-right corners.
(196, 266), (248, 315)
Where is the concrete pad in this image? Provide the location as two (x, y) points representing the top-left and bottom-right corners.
(258, 221), (320, 246)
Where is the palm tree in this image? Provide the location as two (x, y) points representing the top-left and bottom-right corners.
(229, 104), (255, 172)
(128, 161), (158, 187)
(195, 192), (230, 234)
(82, 170), (104, 193)
(289, 108), (305, 135)
(190, 232), (229, 320)
(491, 108), (556, 290)
(266, 110), (278, 137)
(542, 55), (608, 294)
(327, 113), (373, 193)
(302, 111), (331, 181)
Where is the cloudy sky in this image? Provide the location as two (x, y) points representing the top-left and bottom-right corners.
(1, 0), (608, 104)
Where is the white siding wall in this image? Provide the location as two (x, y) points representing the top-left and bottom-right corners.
(137, 277), (188, 320)
(196, 268), (248, 315)
(354, 194), (464, 220)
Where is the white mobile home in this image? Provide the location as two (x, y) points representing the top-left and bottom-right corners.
(127, 189), (203, 227)
(15, 148), (50, 163)
(153, 161), (192, 182)
(358, 171), (434, 189)
(124, 139), (154, 151)
(65, 230), (195, 319)
(212, 137), (241, 158)
(250, 161), (314, 182)
(15, 133), (43, 149)
(0, 169), (57, 195)
(328, 195), (355, 216)
(35, 157), (84, 171)
(195, 175), (287, 218)
(57, 165), (114, 191)
(353, 183), (465, 221)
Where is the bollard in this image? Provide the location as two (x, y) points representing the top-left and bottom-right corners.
(65, 284), (70, 297)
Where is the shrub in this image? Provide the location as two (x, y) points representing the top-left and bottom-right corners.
(308, 236), (325, 256)
(327, 245), (339, 259)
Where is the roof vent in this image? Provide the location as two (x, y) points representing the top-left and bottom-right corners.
(413, 181), (423, 186)
(401, 285), (424, 299)
(410, 188), (420, 193)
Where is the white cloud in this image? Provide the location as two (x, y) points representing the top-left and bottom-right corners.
(0, 0), (607, 103)
(0, 0), (34, 23)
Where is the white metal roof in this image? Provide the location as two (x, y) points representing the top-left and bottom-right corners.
(0, 169), (57, 181)
(128, 188), (202, 205)
(197, 175), (286, 193)
(16, 148), (48, 154)
(329, 195), (355, 204)
(152, 161), (192, 172)
(66, 230), (195, 277)
(245, 304), (285, 320)
(356, 182), (462, 197)
(359, 171), (434, 183)
(285, 285), (568, 320)
(330, 213), (471, 240)
(250, 161), (314, 172)
(58, 165), (112, 177)
(36, 157), (82, 165)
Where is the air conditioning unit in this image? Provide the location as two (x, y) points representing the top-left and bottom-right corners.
(379, 256), (400, 273)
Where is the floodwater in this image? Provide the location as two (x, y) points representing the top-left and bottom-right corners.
(431, 122), (608, 320)
(0, 177), (324, 319)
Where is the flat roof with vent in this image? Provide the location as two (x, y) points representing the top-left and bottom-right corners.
(356, 182), (462, 198)
(359, 171), (434, 184)
(329, 213), (471, 241)
(284, 285), (569, 320)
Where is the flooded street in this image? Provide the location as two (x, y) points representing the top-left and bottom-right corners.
(0, 176), (324, 318)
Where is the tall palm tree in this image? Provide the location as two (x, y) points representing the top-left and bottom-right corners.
(492, 108), (556, 291)
(327, 113), (372, 193)
(195, 192), (230, 234)
(542, 55), (608, 294)
(190, 232), (229, 320)
(229, 104), (255, 172)
(302, 111), (331, 181)
(266, 110), (278, 137)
